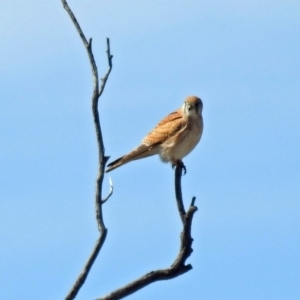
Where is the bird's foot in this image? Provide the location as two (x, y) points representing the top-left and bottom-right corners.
(172, 160), (187, 175)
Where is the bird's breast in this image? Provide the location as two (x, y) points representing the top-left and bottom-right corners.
(159, 116), (203, 161)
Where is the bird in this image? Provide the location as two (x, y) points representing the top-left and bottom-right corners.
(105, 95), (204, 173)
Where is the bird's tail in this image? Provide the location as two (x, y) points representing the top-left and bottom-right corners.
(105, 144), (159, 173)
(105, 156), (126, 173)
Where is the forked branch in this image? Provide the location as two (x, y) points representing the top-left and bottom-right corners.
(97, 165), (197, 300)
(62, 1), (113, 299)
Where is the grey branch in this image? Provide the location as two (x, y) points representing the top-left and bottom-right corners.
(97, 165), (198, 300)
(62, 1), (113, 299)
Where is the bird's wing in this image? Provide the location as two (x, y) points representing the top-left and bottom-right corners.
(106, 111), (186, 173)
(142, 111), (187, 146)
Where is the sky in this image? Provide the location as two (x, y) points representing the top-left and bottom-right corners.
(1, 1), (300, 299)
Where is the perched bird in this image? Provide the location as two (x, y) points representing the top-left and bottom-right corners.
(106, 95), (204, 173)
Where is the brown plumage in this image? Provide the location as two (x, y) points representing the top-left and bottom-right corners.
(106, 96), (204, 172)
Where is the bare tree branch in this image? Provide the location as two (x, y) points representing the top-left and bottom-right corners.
(97, 165), (198, 300)
(61, 1), (113, 299)
(175, 165), (186, 223)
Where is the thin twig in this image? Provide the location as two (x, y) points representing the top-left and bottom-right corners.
(61, 1), (113, 299)
(102, 177), (114, 204)
(97, 166), (197, 300)
(99, 38), (113, 97)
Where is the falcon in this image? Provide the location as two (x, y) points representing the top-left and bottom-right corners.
(106, 96), (203, 173)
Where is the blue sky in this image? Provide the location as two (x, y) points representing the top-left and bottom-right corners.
(1, 1), (300, 299)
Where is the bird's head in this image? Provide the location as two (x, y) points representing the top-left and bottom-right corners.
(182, 96), (203, 118)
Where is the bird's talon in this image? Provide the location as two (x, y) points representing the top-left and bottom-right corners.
(177, 160), (187, 175)
(171, 160), (187, 175)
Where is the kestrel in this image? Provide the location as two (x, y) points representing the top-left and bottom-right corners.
(105, 96), (203, 173)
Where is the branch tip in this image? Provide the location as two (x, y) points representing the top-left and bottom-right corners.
(102, 177), (114, 204)
(103, 156), (110, 165)
(191, 197), (196, 206)
(88, 38), (92, 49)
